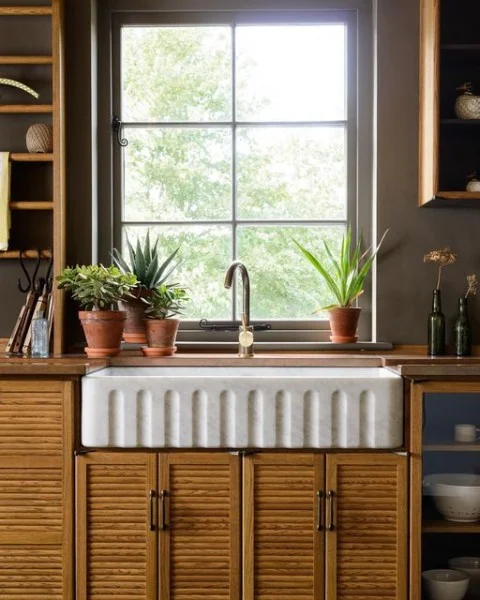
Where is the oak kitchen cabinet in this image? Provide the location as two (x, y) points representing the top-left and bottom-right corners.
(0, 378), (74, 600)
(77, 451), (407, 600)
(419, 0), (480, 206)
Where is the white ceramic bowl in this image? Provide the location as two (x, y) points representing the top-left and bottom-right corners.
(422, 569), (470, 600)
(448, 557), (480, 595)
(423, 474), (480, 522)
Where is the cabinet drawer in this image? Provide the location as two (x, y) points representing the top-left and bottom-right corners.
(0, 380), (64, 455)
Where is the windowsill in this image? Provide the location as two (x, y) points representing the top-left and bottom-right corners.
(125, 340), (393, 353)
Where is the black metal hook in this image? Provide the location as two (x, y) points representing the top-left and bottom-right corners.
(112, 116), (129, 147)
(18, 248), (42, 293)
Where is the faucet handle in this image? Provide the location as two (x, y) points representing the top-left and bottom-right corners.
(239, 312), (254, 348)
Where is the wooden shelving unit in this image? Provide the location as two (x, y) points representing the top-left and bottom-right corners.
(424, 443), (480, 451)
(423, 519), (480, 533)
(9, 201), (53, 210)
(0, 105), (53, 113)
(0, 55), (52, 64)
(0, 1), (65, 353)
(0, 249), (52, 259)
(0, 6), (52, 15)
(419, 0), (480, 206)
(10, 152), (53, 162)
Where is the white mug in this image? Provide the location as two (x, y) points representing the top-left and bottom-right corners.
(454, 424), (480, 443)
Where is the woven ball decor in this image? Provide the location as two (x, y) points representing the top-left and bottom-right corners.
(26, 124), (53, 153)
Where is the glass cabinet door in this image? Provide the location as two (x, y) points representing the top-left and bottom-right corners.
(422, 391), (480, 600)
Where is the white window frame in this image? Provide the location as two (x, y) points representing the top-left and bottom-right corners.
(97, 0), (374, 346)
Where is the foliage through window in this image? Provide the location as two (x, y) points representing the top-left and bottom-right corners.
(114, 12), (359, 324)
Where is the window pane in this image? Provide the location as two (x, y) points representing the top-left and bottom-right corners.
(123, 225), (232, 320)
(124, 128), (232, 221)
(236, 25), (346, 122)
(237, 127), (346, 220)
(121, 26), (232, 122)
(236, 225), (346, 320)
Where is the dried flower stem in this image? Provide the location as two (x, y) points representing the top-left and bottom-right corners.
(423, 248), (457, 289)
(465, 274), (478, 299)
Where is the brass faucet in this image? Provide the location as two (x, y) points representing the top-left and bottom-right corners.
(224, 261), (254, 358)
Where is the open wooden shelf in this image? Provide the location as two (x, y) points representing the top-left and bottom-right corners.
(0, 7), (52, 16)
(10, 153), (53, 162)
(0, 55), (52, 65)
(424, 443), (480, 451)
(9, 201), (53, 210)
(423, 519), (480, 533)
(0, 105), (53, 114)
(0, 249), (52, 259)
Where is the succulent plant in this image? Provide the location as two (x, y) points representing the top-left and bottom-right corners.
(142, 284), (189, 320)
(111, 230), (180, 290)
(57, 265), (137, 311)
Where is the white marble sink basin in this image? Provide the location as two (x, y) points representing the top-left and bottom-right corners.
(81, 367), (403, 449)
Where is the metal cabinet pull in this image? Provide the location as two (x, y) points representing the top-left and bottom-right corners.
(149, 490), (155, 532)
(327, 490), (335, 531)
(316, 491), (324, 531)
(160, 489), (168, 530)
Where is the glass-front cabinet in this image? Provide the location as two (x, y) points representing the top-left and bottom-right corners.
(412, 381), (480, 600)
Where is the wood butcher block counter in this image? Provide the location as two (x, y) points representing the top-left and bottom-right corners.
(1, 351), (480, 374)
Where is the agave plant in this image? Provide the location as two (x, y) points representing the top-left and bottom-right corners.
(111, 230), (180, 290)
(293, 227), (388, 310)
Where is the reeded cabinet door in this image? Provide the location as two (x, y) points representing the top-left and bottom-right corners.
(159, 453), (241, 600)
(243, 453), (325, 600)
(76, 453), (157, 600)
(0, 379), (74, 600)
(325, 454), (407, 600)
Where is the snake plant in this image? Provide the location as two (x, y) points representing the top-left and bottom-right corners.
(111, 230), (180, 290)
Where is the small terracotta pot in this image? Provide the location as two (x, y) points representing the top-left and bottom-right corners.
(142, 318), (180, 357)
(78, 310), (126, 358)
(328, 307), (361, 343)
(119, 289), (152, 344)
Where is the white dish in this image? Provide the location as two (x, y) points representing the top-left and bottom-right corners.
(422, 569), (470, 600)
(448, 557), (480, 595)
(423, 474), (480, 522)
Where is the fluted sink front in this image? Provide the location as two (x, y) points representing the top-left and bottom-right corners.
(81, 367), (403, 449)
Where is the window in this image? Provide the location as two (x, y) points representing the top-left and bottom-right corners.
(102, 4), (373, 343)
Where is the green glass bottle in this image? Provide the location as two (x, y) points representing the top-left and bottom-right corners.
(428, 289), (445, 356)
(453, 296), (471, 357)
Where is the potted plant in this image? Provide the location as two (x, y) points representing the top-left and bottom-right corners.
(57, 264), (137, 357)
(293, 227), (387, 343)
(111, 231), (180, 344)
(141, 283), (189, 356)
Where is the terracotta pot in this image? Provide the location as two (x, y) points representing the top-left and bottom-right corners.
(143, 318), (180, 357)
(328, 307), (361, 343)
(78, 310), (126, 358)
(119, 289), (152, 344)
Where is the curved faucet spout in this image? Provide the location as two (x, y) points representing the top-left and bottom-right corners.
(224, 261), (250, 327)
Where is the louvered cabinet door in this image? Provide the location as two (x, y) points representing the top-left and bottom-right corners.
(77, 453), (157, 600)
(325, 454), (407, 600)
(0, 379), (74, 600)
(159, 453), (241, 600)
(243, 453), (325, 600)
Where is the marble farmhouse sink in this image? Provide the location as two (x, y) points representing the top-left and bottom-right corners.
(81, 367), (403, 449)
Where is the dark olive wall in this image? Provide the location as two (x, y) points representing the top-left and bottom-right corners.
(375, 0), (480, 344)
(61, 0), (480, 346)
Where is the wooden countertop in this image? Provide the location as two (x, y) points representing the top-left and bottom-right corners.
(1, 351), (480, 377)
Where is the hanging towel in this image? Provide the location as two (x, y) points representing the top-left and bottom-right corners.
(0, 152), (11, 251)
